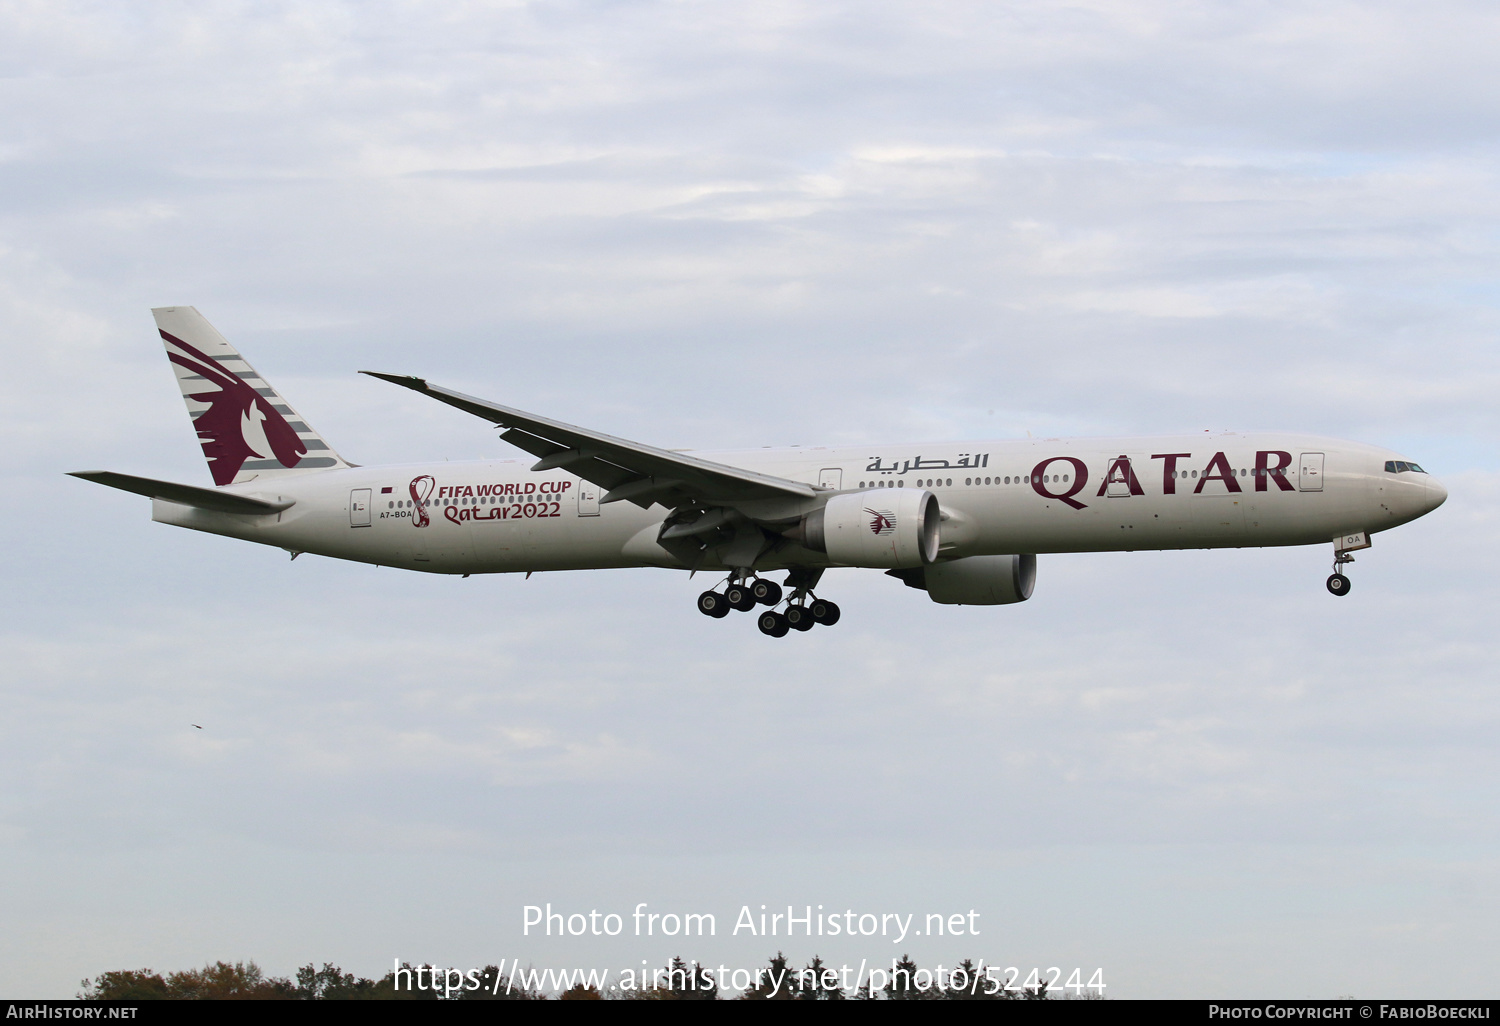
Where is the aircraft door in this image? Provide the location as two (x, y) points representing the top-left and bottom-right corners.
(1103, 456), (1136, 498)
(350, 488), (371, 527)
(819, 468), (843, 490)
(1299, 453), (1325, 492)
(576, 480), (600, 516)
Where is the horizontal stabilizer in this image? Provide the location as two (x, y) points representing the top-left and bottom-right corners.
(67, 471), (293, 515)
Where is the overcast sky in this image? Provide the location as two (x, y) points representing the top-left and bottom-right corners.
(3, 0), (1498, 999)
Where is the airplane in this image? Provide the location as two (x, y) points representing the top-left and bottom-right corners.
(70, 307), (1448, 637)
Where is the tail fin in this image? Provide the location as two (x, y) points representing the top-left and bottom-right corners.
(153, 306), (350, 486)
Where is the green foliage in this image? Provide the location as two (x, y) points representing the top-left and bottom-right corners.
(78, 970), (170, 1001)
(81, 961), (294, 1000)
(796, 955), (845, 1000)
(617, 956), (717, 1000)
(738, 951), (797, 1000)
(884, 954), (927, 1000)
(450, 964), (543, 1001)
(295, 962), (382, 1000)
(82, 952), (1039, 1000)
(1023, 972), (1052, 1000)
(942, 958), (1005, 1000)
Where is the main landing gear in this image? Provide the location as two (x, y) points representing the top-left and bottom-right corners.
(697, 569), (841, 637)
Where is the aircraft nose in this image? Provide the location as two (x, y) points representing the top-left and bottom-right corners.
(1425, 476), (1448, 513)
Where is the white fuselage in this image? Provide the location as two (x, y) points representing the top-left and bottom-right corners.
(152, 432), (1446, 575)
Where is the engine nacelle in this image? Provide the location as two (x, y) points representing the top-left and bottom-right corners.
(791, 488), (939, 568)
(891, 554), (1036, 605)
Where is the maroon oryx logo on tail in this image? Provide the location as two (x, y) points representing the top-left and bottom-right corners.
(162, 331), (306, 485)
(864, 507), (896, 535)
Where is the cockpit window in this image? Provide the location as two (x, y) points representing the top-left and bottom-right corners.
(1384, 460), (1428, 474)
(1407, 463), (1425, 474)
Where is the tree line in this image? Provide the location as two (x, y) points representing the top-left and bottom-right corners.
(81, 954), (1069, 1000)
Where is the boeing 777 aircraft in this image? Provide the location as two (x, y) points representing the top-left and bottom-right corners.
(71, 308), (1448, 637)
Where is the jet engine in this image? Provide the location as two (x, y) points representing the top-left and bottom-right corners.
(888, 554), (1036, 605)
(788, 488), (940, 568)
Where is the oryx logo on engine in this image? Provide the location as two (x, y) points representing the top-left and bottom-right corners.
(865, 508), (896, 535)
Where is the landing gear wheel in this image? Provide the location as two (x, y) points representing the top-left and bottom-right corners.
(697, 591), (730, 618)
(757, 610), (790, 637)
(751, 579), (783, 606)
(1326, 573), (1351, 596)
(725, 583), (757, 611)
(784, 605), (815, 631)
(809, 599), (841, 625)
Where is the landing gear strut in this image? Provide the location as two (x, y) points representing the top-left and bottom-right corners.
(698, 570), (781, 618)
(698, 569), (842, 635)
(776, 567), (832, 635)
(1326, 550), (1355, 597)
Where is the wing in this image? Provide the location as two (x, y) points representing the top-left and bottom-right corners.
(360, 372), (816, 510)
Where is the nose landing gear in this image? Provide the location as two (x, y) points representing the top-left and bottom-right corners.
(1326, 544), (1359, 597)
